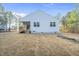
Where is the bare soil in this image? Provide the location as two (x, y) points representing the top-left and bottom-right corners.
(0, 32), (79, 56)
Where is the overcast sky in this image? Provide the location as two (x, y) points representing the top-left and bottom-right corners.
(2, 3), (75, 17)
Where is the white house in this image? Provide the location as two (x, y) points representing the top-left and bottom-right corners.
(0, 13), (7, 32)
(20, 10), (60, 33)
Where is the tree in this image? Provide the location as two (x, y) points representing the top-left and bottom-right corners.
(61, 9), (79, 33)
(0, 4), (14, 32)
(0, 4), (7, 31)
(61, 15), (69, 32)
(6, 11), (13, 31)
(0, 4), (5, 13)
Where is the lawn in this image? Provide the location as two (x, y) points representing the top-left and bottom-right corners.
(0, 32), (79, 56)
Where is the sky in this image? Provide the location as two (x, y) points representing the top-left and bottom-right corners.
(2, 3), (75, 17)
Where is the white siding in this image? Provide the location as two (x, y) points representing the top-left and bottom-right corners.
(30, 19), (59, 33)
(21, 10), (60, 33)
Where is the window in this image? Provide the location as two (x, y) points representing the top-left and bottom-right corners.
(37, 22), (40, 27)
(50, 22), (56, 27)
(34, 22), (40, 27)
(34, 22), (37, 27)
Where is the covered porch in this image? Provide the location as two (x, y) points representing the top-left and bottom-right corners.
(19, 21), (31, 33)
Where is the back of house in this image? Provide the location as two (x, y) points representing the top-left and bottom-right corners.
(20, 10), (60, 33)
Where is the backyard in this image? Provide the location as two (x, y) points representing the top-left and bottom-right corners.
(0, 32), (79, 56)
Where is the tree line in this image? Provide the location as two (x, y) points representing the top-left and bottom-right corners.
(0, 4), (13, 31)
(0, 4), (79, 33)
(61, 4), (79, 33)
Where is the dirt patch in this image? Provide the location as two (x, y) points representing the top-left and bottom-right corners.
(57, 33), (79, 44)
(57, 35), (79, 43)
(0, 32), (79, 56)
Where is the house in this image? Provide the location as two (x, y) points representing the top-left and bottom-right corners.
(20, 10), (60, 33)
(0, 13), (7, 32)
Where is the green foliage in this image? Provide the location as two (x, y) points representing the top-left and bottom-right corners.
(0, 4), (5, 13)
(0, 4), (13, 31)
(61, 16), (67, 26)
(0, 4), (6, 29)
(61, 9), (79, 33)
(67, 11), (79, 24)
(5, 11), (13, 31)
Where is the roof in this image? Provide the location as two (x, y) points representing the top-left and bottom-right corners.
(20, 10), (56, 21)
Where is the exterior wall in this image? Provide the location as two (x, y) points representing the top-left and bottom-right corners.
(30, 19), (59, 33)
(21, 10), (60, 33)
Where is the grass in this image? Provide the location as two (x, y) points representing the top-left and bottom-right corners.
(0, 32), (79, 56)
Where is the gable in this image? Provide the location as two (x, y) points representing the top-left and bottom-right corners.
(20, 10), (57, 21)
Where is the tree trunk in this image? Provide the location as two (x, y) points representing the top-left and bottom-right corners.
(9, 19), (11, 31)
